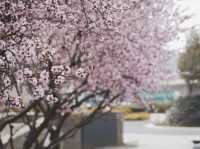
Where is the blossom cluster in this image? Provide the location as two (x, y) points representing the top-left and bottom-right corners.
(0, 0), (183, 109)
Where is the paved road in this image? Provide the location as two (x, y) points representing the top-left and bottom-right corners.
(2, 120), (200, 149)
(124, 121), (200, 135)
(99, 121), (200, 149)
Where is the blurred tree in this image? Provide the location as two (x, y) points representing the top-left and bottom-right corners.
(168, 28), (200, 126)
(178, 29), (200, 93)
(0, 0), (186, 148)
(167, 95), (200, 126)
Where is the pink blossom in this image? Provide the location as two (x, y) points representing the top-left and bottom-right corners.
(3, 76), (11, 87)
(0, 0), (185, 109)
(15, 70), (25, 84)
(39, 70), (49, 85)
(54, 76), (65, 85)
(28, 77), (38, 86)
(76, 68), (87, 79)
(24, 68), (33, 77)
(33, 85), (45, 99)
(51, 65), (64, 74)
(46, 94), (58, 103)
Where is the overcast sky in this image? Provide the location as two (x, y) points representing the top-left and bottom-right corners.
(179, 0), (200, 27)
(167, 0), (200, 51)
(166, 0), (200, 75)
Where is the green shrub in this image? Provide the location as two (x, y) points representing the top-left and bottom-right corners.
(167, 95), (200, 126)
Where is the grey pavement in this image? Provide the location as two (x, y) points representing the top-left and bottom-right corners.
(124, 121), (200, 135)
(99, 121), (200, 149)
(2, 120), (200, 149)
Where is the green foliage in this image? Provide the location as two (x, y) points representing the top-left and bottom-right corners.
(167, 96), (200, 126)
(178, 29), (200, 81)
(168, 29), (200, 126)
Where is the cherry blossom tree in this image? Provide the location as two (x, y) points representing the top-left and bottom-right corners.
(0, 0), (185, 148)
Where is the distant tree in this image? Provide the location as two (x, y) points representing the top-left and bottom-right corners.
(168, 28), (200, 126)
(178, 28), (200, 93)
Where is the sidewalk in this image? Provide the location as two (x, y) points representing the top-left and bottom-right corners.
(99, 133), (197, 149)
(98, 120), (200, 149)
